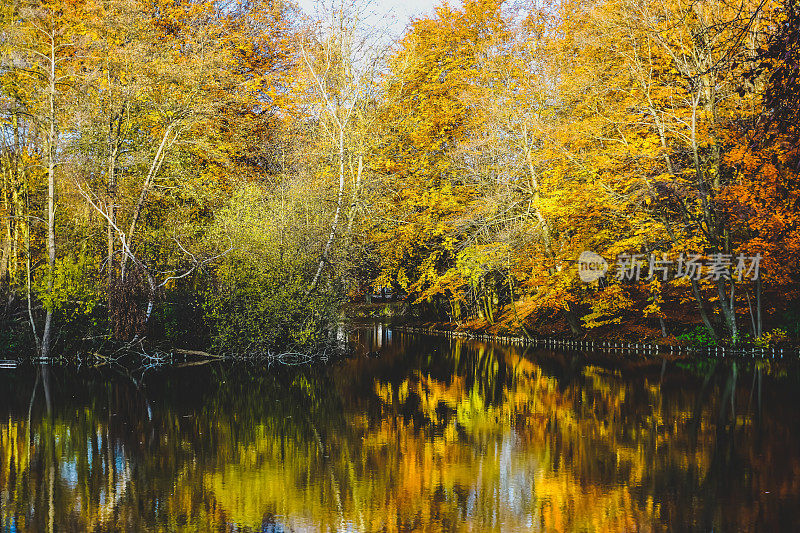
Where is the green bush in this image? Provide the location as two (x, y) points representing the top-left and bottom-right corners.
(201, 183), (339, 352)
(676, 325), (718, 347)
(781, 308), (800, 338)
(203, 257), (336, 351)
(35, 251), (103, 325)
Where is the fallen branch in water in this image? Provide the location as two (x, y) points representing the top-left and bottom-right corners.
(172, 348), (224, 358)
(172, 359), (219, 368)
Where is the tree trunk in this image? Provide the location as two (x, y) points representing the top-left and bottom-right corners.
(756, 277), (762, 339)
(344, 154), (362, 246)
(1, 112), (24, 285)
(306, 129), (345, 297)
(120, 123), (174, 280)
(26, 213), (39, 352)
(40, 35), (58, 359)
(1, 158), (10, 284)
(526, 151), (583, 335)
(717, 278), (738, 343)
(107, 138), (118, 283)
(565, 301), (583, 336)
(746, 290), (757, 337)
(507, 267), (531, 339)
(9, 115), (25, 285)
(106, 104), (125, 284)
(690, 277), (718, 342)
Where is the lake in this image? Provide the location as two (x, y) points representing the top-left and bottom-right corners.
(1, 322), (799, 531)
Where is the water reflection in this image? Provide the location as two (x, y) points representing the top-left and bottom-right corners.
(1, 324), (799, 531)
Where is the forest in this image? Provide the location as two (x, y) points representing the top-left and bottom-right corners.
(1, 0), (799, 358)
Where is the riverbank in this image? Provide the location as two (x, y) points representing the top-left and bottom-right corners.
(391, 323), (799, 359)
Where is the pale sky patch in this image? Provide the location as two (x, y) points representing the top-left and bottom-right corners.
(294, 0), (444, 38)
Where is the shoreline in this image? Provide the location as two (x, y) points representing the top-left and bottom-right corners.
(390, 324), (796, 359)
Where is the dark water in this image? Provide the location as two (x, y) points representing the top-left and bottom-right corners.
(1, 324), (800, 532)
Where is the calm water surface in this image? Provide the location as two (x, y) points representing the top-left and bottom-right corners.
(1, 323), (800, 531)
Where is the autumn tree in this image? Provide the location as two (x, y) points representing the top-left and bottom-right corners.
(293, 0), (388, 297)
(2, 0), (103, 355)
(370, 0), (506, 318)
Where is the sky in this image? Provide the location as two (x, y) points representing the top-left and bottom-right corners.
(295, 0), (443, 38)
